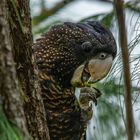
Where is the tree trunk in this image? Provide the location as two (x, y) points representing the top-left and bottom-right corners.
(0, 0), (50, 139)
(0, 0), (29, 139)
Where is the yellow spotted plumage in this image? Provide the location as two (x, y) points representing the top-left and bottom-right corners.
(33, 21), (117, 140)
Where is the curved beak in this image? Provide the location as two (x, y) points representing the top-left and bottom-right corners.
(71, 56), (113, 87)
(87, 56), (113, 83)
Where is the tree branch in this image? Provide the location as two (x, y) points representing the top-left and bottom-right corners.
(7, 0), (50, 139)
(114, 0), (134, 140)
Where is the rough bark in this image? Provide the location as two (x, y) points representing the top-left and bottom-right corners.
(0, 0), (30, 139)
(6, 0), (50, 139)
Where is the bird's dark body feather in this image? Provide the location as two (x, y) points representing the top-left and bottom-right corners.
(33, 21), (117, 140)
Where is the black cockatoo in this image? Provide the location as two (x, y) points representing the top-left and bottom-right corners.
(33, 21), (117, 140)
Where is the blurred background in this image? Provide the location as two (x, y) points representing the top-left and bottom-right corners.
(30, 0), (140, 140)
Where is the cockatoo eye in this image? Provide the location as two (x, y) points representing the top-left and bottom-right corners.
(99, 52), (107, 60)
